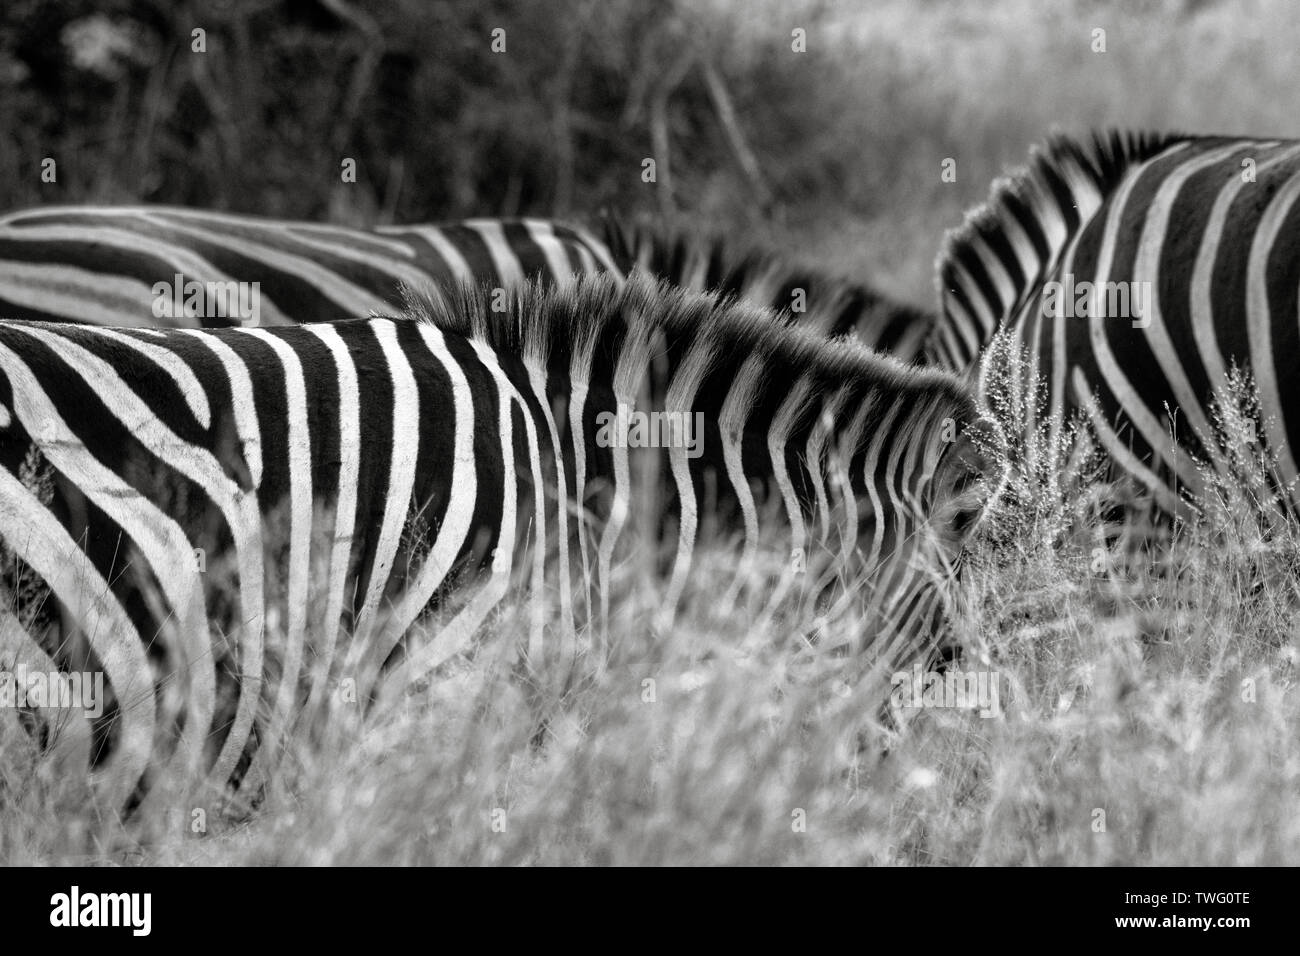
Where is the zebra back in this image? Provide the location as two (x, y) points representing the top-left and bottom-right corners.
(0, 205), (620, 328)
(602, 215), (938, 361)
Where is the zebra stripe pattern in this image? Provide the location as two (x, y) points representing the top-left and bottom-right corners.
(0, 205), (620, 328)
(603, 216), (938, 361)
(0, 273), (991, 815)
(928, 130), (1184, 374)
(0, 205), (939, 371)
(931, 130), (1300, 515)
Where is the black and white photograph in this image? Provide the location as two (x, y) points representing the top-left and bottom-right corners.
(0, 0), (1291, 903)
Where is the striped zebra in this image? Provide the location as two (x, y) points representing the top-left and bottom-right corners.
(931, 130), (1300, 516)
(603, 217), (938, 361)
(0, 273), (992, 817)
(0, 205), (938, 365)
(0, 204), (619, 327)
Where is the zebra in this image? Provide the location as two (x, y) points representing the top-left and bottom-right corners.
(603, 216), (938, 361)
(0, 204), (620, 328)
(929, 130), (1300, 517)
(0, 205), (938, 365)
(0, 273), (993, 817)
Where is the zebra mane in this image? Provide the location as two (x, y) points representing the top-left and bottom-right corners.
(399, 272), (976, 443)
(930, 129), (1190, 362)
(601, 214), (931, 333)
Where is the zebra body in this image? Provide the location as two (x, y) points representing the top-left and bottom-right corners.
(0, 274), (990, 816)
(0, 206), (937, 368)
(932, 131), (1300, 514)
(0, 205), (619, 328)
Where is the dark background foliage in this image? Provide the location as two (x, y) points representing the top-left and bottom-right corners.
(0, 0), (842, 224)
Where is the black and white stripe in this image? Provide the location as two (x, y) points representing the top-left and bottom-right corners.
(0, 205), (620, 327)
(604, 216), (937, 361)
(0, 274), (991, 815)
(932, 130), (1300, 515)
(0, 205), (937, 366)
(928, 131), (1184, 374)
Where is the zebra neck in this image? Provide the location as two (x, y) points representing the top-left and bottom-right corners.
(928, 129), (1193, 372)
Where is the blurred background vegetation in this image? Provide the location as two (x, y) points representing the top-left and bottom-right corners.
(2, 0), (1298, 304)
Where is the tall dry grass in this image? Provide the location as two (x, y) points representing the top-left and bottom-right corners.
(4, 369), (1297, 865)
